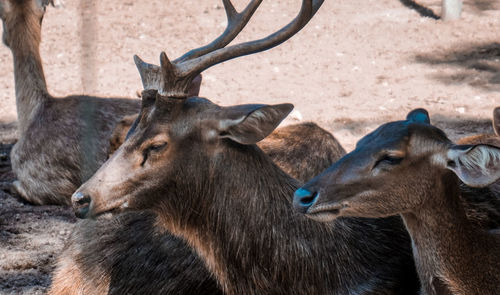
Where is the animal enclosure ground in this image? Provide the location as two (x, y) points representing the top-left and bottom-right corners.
(0, 0), (499, 293)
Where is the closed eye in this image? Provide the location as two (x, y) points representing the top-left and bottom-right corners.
(374, 155), (403, 168)
(141, 142), (167, 166)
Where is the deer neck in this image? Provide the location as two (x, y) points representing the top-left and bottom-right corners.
(157, 146), (334, 294)
(400, 172), (484, 294)
(7, 16), (49, 132)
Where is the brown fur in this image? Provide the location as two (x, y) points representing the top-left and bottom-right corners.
(298, 110), (499, 295)
(74, 94), (420, 294)
(457, 106), (500, 146)
(49, 122), (345, 295)
(48, 211), (223, 295)
(259, 122), (346, 182)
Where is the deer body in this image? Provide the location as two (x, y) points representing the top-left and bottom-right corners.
(400, 174), (499, 295)
(50, 120), (346, 295)
(295, 109), (500, 295)
(70, 1), (418, 293)
(1, 0), (141, 204)
(73, 94), (420, 295)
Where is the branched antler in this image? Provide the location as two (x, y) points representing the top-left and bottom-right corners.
(135, 0), (324, 98)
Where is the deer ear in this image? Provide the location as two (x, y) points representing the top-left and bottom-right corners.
(123, 89), (158, 139)
(406, 108), (430, 124)
(493, 107), (500, 136)
(217, 103), (294, 145)
(187, 74), (202, 98)
(445, 144), (500, 187)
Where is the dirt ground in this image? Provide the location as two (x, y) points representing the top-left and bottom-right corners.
(0, 0), (499, 293)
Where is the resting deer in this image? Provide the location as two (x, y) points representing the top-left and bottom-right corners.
(68, 1), (421, 293)
(294, 108), (500, 295)
(0, 0), (141, 205)
(50, 113), (344, 295)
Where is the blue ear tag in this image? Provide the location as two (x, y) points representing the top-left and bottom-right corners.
(406, 108), (430, 124)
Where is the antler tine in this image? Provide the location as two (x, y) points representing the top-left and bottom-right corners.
(178, 0), (324, 78)
(135, 0), (324, 97)
(134, 55), (164, 91)
(175, 0), (263, 63)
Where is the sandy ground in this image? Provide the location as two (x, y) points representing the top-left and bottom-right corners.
(0, 0), (499, 293)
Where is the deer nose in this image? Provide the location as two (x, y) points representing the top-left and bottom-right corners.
(293, 188), (319, 213)
(71, 191), (91, 219)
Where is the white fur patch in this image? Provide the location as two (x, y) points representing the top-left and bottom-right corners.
(448, 145), (500, 171)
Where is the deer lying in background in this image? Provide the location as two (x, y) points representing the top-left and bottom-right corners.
(294, 108), (500, 295)
(0, 0), (140, 205)
(68, 1), (421, 293)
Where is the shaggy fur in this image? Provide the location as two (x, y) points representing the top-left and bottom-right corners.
(50, 119), (346, 294)
(49, 211), (222, 295)
(75, 95), (420, 295)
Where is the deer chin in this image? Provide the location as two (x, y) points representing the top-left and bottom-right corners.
(89, 196), (132, 219)
(305, 201), (349, 222)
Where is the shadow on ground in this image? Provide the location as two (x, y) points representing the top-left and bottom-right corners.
(398, 0), (440, 19)
(328, 113), (494, 142)
(0, 142), (75, 295)
(414, 42), (500, 91)
(467, 0), (500, 11)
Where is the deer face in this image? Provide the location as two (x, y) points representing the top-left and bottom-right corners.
(294, 109), (500, 222)
(72, 90), (293, 219)
(0, 0), (51, 47)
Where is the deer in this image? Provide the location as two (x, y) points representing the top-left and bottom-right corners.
(1, 0), (347, 206)
(49, 114), (345, 295)
(66, 0), (422, 293)
(294, 108), (500, 295)
(0, 0), (141, 205)
(457, 106), (500, 146)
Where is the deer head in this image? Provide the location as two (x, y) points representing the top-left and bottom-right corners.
(71, 0), (323, 219)
(293, 108), (500, 222)
(0, 0), (54, 47)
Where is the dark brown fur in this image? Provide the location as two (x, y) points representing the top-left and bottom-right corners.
(49, 211), (223, 295)
(51, 120), (346, 294)
(298, 109), (500, 295)
(74, 94), (420, 295)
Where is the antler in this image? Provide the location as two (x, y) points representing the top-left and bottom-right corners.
(135, 0), (324, 98)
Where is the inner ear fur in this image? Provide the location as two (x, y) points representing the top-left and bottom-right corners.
(218, 103), (294, 145)
(445, 144), (500, 187)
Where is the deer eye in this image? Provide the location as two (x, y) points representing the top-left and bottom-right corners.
(141, 143), (167, 166)
(374, 155), (403, 169)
